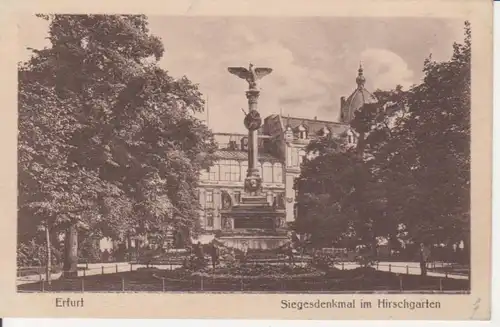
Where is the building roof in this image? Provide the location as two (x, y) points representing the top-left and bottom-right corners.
(214, 150), (281, 162)
(340, 65), (378, 123)
(279, 115), (348, 135)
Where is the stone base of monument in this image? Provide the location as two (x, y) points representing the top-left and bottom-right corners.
(218, 233), (289, 250)
(219, 193), (289, 250)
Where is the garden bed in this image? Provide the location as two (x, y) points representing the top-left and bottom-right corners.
(192, 264), (324, 280)
(17, 265), (470, 293)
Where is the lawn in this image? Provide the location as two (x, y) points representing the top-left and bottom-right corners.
(17, 266), (470, 293)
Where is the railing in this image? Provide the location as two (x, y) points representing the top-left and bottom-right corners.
(17, 259), (470, 293)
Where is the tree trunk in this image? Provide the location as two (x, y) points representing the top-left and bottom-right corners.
(127, 236), (132, 261)
(50, 231), (61, 263)
(62, 222), (78, 278)
(45, 222), (51, 285)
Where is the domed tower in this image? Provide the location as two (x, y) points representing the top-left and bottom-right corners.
(339, 64), (378, 123)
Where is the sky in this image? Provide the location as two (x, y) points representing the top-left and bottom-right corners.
(18, 15), (465, 133)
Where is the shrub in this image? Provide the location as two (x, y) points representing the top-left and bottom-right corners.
(310, 252), (340, 270)
(17, 240), (47, 267)
(78, 237), (101, 263)
(355, 249), (378, 268)
(182, 255), (208, 271)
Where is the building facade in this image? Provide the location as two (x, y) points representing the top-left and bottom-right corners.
(197, 66), (378, 237)
(197, 133), (286, 234)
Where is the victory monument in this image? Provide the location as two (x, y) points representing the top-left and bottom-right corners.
(217, 64), (289, 250)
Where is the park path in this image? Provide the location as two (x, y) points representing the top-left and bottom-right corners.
(16, 260), (467, 285)
(333, 261), (469, 280)
(16, 262), (177, 285)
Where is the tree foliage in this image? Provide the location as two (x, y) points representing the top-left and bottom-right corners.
(295, 22), (471, 257)
(18, 15), (217, 265)
(374, 21), (471, 248)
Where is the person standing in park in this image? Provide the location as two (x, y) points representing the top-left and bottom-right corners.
(419, 243), (431, 276)
(209, 242), (219, 269)
(193, 241), (204, 269)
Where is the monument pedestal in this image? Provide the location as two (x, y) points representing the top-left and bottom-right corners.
(219, 194), (289, 250)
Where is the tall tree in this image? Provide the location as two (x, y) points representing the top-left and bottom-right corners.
(18, 15), (216, 276)
(374, 21), (471, 255)
(294, 20), (470, 254)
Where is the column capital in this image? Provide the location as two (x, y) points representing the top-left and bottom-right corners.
(245, 89), (260, 99)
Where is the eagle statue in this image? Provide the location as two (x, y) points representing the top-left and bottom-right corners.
(228, 63), (273, 90)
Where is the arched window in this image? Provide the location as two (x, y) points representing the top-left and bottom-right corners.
(273, 163), (283, 183)
(262, 162), (273, 182)
(298, 124), (308, 139)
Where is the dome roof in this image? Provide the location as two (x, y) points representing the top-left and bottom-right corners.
(340, 65), (378, 123)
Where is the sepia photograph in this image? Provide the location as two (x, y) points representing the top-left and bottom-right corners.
(0, 0), (492, 320)
(16, 13), (472, 294)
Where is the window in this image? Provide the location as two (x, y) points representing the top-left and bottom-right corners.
(205, 190), (214, 209)
(206, 211), (214, 228)
(241, 137), (249, 150)
(229, 160), (241, 181)
(228, 140), (237, 150)
(220, 160), (240, 181)
(298, 124), (307, 139)
(262, 162), (273, 183)
(273, 163), (283, 183)
(234, 191), (241, 203)
(208, 164), (219, 181)
(220, 160), (230, 181)
(206, 190), (213, 204)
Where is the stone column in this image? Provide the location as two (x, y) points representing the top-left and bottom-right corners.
(246, 89), (260, 178)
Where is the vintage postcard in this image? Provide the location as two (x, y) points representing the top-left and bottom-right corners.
(0, 0), (493, 320)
